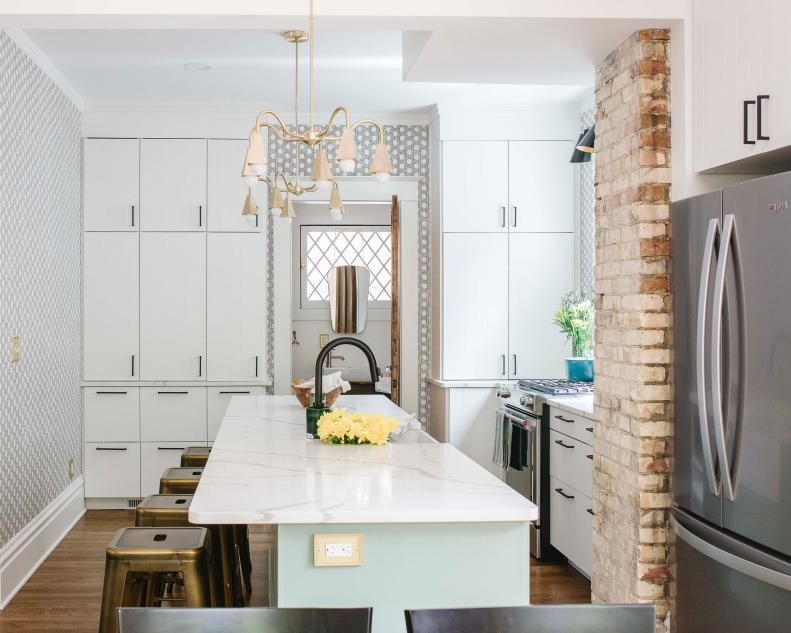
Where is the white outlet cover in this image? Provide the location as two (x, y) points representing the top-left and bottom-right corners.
(325, 542), (353, 558)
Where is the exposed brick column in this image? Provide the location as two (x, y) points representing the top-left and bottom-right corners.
(591, 29), (672, 633)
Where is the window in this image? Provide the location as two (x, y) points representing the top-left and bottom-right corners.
(301, 225), (392, 307)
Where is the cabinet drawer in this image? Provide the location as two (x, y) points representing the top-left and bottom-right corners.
(84, 443), (140, 498)
(549, 406), (594, 445)
(140, 387), (207, 442)
(84, 388), (139, 442)
(549, 429), (592, 496)
(140, 441), (204, 497)
(207, 386), (267, 441)
(549, 475), (577, 560)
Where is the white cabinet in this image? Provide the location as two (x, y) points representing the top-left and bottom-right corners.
(508, 233), (574, 378)
(83, 233), (139, 380)
(84, 443), (141, 498)
(83, 139), (140, 231)
(207, 234), (266, 380)
(549, 475), (578, 563)
(140, 387), (207, 442)
(694, 0), (791, 172)
(508, 141), (575, 233)
(140, 233), (206, 380)
(207, 139), (262, 232)
(140, 441), (203, 497)
(83, 388), (139, 443)
(442, 233), (509, 380)
(442, 141), (508, 232)
(207, 386), (268, 441)
(140, 139), (207, 230)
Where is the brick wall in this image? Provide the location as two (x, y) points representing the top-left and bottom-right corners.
(591, 29), (672, 633)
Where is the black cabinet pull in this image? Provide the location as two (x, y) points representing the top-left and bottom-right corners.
(586, 454), (594, 460)
(199, 204), (203, 227)
(554, 439), (574, 449)
(757, 94), (770, 140)
(587, 508), (594, 516)
(219, 391), (251, 395)
(157, 391), (189, 395)
(255, 355), (259, 378)
(131, 204), (136, 227)
(199, 355), (203, 377)
(555, 487), (575, 500)
(585, 426), (593, 433)
(157, 446), (186, 451)
(131, 354), (135, 377)
(255, 213), (259, 228)
(96, 391), (128, 395)
(555, 415), (574, 423)
(744, 99), (756, 144)
(96, 447), (127, 451)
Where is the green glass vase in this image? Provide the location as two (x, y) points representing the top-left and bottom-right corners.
(306, 405), (330, 439)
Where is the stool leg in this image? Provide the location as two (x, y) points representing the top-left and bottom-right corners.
(98, 559), (128, 633)
(182, 558), (213, 608)
(239, 525), (253, 594)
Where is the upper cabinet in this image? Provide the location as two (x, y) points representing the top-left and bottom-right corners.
(140, 139), (207, 230)
(207, 139), (262, 232)
(442, 141), (509, 232)
(508, 141), (575, 233)
(694, 0), (791, 173)
(83, 139), (139, 231)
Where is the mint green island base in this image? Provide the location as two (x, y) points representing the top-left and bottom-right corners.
(272, 522), (530, 633)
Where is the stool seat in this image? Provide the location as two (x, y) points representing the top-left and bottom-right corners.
(108, 527), (208, 560)
(181, 446), (212, 467)
(159, 468), (203, 494)
(136, 495), (193, 525)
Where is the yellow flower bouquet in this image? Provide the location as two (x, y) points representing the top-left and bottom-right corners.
(317, 408), (400, 445)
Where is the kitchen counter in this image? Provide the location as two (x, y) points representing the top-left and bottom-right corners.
(545, 394), (594, 418)
(189, 394), (537, 525)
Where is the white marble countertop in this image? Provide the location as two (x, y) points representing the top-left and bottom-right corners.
(189, 395), (538, 525)
(545, 394), (594, 418)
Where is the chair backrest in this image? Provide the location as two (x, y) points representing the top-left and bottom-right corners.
(118, 607), (372, 633)
(405, 604), (655, 633)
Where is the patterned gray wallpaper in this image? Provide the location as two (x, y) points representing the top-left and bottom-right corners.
(267, 124), (431, 423)
(0, 32), (82, 548)
(580, 107), (596, 295)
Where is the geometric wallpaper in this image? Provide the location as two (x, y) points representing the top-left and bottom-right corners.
(579, 107), (596, 295)
(267, 124), (432, 424)
(0, 31), (82, 548)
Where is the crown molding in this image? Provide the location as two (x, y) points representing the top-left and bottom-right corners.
(2, 29), (84, 110)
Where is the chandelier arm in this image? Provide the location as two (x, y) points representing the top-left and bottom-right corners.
(317, 106), (352, 136)
(255, 111), (306, 143)
(351, 118), (386, 142)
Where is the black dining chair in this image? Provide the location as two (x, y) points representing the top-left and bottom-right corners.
(118, 607), (372, 633)
(405, 604), (655, 633)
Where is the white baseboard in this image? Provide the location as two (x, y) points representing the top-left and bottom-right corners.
(0, 477), (86, 609)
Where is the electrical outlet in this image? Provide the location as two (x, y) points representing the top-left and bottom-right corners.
(67, 458), (75, 480)
(10, 336), (20, 362)
(319, 333), (329, 348)
(313, 533), (363, 567)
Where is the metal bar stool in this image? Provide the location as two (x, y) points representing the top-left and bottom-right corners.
(135, 495), (244, 607)
(98, 527), (219, 633)
(181, 446), (212, 468)
(159, 467), (203, 494)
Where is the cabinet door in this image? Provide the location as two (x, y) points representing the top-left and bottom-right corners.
(508, 233), (574, 379)
(549, 475), (576, 559)
(442, 141), (508, 232)
(84, 138), (139, 231)
(442, 233), (509, 380)
(140, 387), (207, 442)
(207, 386), (268, 441)
(83, 233), (139, 380)
(140, 233), (206, 380)
(508, 141), (575, 233)
(207, 234), (266, 380)
(576, 494), (594, 577)
(83, 387), (140, 443)
(207, 139), (262, 232)
(84, 443), (140, 498)
(140, 139), (207, 230)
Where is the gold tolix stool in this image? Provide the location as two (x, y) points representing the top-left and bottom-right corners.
(98, 527), (219, 633)
(181, 446), (212, 468)
(159, 467), (203, 494)
(135, 495), (243, 607)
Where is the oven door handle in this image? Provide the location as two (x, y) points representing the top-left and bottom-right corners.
(499, 409), (538, 429)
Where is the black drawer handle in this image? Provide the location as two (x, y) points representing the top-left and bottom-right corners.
(157, 447), (186, 451)
(587, 508), (594, 516)
(585, 426), (593, 433)
(757, 94), (770, 140)
(219, 391), (251, 395)
(96, 447), (127, 451)
(554, 439), (574, 449)
(586, 454), (593, 460)
(555, 488), (575, 500)
(96, 391), (128, 395)
(555, 415), (574, 423)
(744, 99), (756, 144)
(157, 391), (189, 395)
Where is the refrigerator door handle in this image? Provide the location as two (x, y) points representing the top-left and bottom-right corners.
(697, 218), (721, 495)
(711, 214), (745, 502)
(672, 514), (791, 593)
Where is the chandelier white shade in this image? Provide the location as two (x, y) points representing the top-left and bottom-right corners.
(240, 0), (393, 219)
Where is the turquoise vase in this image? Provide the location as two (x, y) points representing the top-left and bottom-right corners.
(565, 357), (594, 382)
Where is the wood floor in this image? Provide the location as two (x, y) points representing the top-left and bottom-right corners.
(0, 511), (590, 632)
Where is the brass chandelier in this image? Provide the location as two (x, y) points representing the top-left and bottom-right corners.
(240, 0), (394, 221)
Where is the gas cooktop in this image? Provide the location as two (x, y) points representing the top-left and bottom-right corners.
(518, 378), (594, 395)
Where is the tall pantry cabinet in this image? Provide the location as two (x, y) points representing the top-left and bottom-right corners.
(82, 138), (269, 506)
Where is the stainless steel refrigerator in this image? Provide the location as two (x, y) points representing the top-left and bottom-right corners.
(673, 171), (791, 632)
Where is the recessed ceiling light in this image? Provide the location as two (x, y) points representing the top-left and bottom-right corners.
(183, 62), (211, 72)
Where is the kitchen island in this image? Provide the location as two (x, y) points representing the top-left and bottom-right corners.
(190, 395), (537, 633)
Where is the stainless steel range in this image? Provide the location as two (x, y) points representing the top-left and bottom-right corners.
(496, 379), (593, 559)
